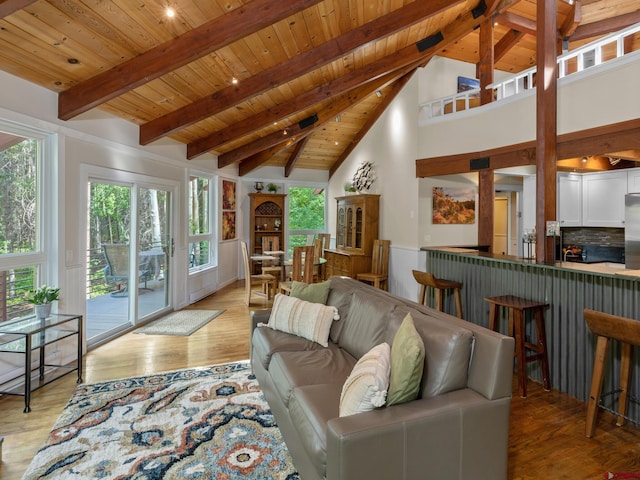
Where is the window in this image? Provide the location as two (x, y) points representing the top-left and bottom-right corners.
(0, 127), (50, 321)
(188, 173), (215, 270)
(287, 186), (326, 255)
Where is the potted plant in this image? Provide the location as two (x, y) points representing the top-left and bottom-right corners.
(267, 183), (279, 193)
(27, 285), (60, 320)
(343, 181), (356, 194)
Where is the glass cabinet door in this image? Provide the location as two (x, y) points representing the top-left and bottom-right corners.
(346, 207), (354, 248)
(355, 207), (363, 249)
(337, 206), (345, 248)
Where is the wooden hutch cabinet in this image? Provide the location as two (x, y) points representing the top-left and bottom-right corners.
(249, 193), (286, 274)
(324, 194), (379, 278)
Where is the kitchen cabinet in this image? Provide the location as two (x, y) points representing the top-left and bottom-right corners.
(628, 169), (640, 193)
(582, 171), (627, 227)
(557, 173), (582, 227)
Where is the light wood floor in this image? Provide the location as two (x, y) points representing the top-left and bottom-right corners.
(1, 280), (639, 479)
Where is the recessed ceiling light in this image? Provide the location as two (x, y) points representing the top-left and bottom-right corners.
(231, 77), (239, 85)
(166, 6), (175, 18)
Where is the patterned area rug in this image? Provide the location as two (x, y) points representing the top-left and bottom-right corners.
(134, 309), (225, 336)
(22, 361), (299, 479)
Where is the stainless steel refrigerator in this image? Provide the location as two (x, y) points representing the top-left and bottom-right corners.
(625, 194), (640, 269)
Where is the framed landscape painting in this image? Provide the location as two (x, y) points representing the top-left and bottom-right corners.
(432, 187), (476, 224)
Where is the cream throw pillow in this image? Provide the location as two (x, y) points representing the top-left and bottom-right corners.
(266, 293), (339, 347)
(339, 343), (391, 417)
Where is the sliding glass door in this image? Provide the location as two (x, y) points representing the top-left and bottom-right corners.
(86, 178), (173, 345)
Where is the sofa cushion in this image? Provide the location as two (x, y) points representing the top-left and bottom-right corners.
(291, 279), (331, 304)
(386, 306), (474, 398)
(336, 289), (394, 359)
(326, 279), (355, 343)
(386, 313), (425, 406)
(288, 383), (342, 479)
(267, 293), (339, 347)
(339, 343), (391, 417)
(251, 326), (323, 371)
(269, 347), (356, 406)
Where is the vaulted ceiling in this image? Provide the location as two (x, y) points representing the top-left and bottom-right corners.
(0, 0), (638, 177)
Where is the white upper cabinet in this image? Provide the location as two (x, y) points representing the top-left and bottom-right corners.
(557, 173), (582, 227)
(582, 171), (628, 227)
(628, 169), (640, 193)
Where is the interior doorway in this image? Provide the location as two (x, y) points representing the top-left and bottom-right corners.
(494, 196), (509, 254)
(493, 189), (521, 256)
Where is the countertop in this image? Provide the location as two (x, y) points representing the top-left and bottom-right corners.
(422, 246), (640, 278)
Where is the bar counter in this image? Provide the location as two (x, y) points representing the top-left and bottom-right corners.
(423, 247), (640, 419)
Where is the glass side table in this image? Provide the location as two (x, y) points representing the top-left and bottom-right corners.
(0, 313), (83, 412)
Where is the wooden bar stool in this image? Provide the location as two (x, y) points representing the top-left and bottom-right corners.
(584, 309), (640, 438)
(484, 295), (550, 398)
(412, 270), (463, 319)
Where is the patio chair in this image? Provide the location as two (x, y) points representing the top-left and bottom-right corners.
(102, 244), (153, 296)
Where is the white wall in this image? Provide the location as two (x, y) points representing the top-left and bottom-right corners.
(417, 51), (640, 158)
(328, 73), (422, 299)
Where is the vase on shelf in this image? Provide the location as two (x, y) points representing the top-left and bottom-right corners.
(254, 182), (264, 192)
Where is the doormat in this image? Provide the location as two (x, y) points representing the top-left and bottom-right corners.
(134, 309), (225, 336)
(22, 361), (298, 479)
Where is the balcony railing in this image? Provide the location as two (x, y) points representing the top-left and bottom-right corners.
(420, 22), (640, 121)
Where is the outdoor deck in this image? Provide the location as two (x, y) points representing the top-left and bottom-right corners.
(86, 278), (168, 340)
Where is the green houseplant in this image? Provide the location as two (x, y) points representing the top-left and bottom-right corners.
(27, 285), (60, 319)
(267, 183), (279, 193)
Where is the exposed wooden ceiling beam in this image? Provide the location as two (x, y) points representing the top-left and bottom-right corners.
(214, 2), (497, 166)
(239, 69), (416, 177)
(494, 29), (526, 62)
(496, 11), (538, 36)
(559, 1), (581, 39)
(284, 137), (311, 178)
(0, 0), (36, 18)
(415, 119), (640, 177)
(57, 0), (323, 120)
(570, 10), (640, 41)
(218, 67), (414, 167)
(330, 71), (415, 178)
(189, 64), (411, 159)
(238, 142), (295, 177)
(140, 0), (460, 145)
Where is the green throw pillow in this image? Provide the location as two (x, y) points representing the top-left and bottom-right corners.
(290, 280), (331, 304)
(386, 313), (425, 406)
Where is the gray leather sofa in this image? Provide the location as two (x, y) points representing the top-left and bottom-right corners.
(250, 276), (515, 480)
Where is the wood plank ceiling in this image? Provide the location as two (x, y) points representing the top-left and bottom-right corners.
(0, 0), (638, 177)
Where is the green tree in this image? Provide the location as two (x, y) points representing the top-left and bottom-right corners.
(289, 187), (325, 230)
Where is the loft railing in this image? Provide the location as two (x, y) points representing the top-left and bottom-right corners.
(419, 22), (640, 121)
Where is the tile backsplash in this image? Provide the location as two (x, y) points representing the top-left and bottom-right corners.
(562, 227), (625, 248)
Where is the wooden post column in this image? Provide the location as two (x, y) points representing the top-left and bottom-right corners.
(477, 19), (495, 251)
(478, 169), (495, 251)
(535, 0), (558, 263)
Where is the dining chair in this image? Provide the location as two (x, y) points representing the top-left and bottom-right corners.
(280, 245), (315, 295)
(241, 241), (276, 306)
(356, 239), (390, 290)
(261, 236), (282, 284)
